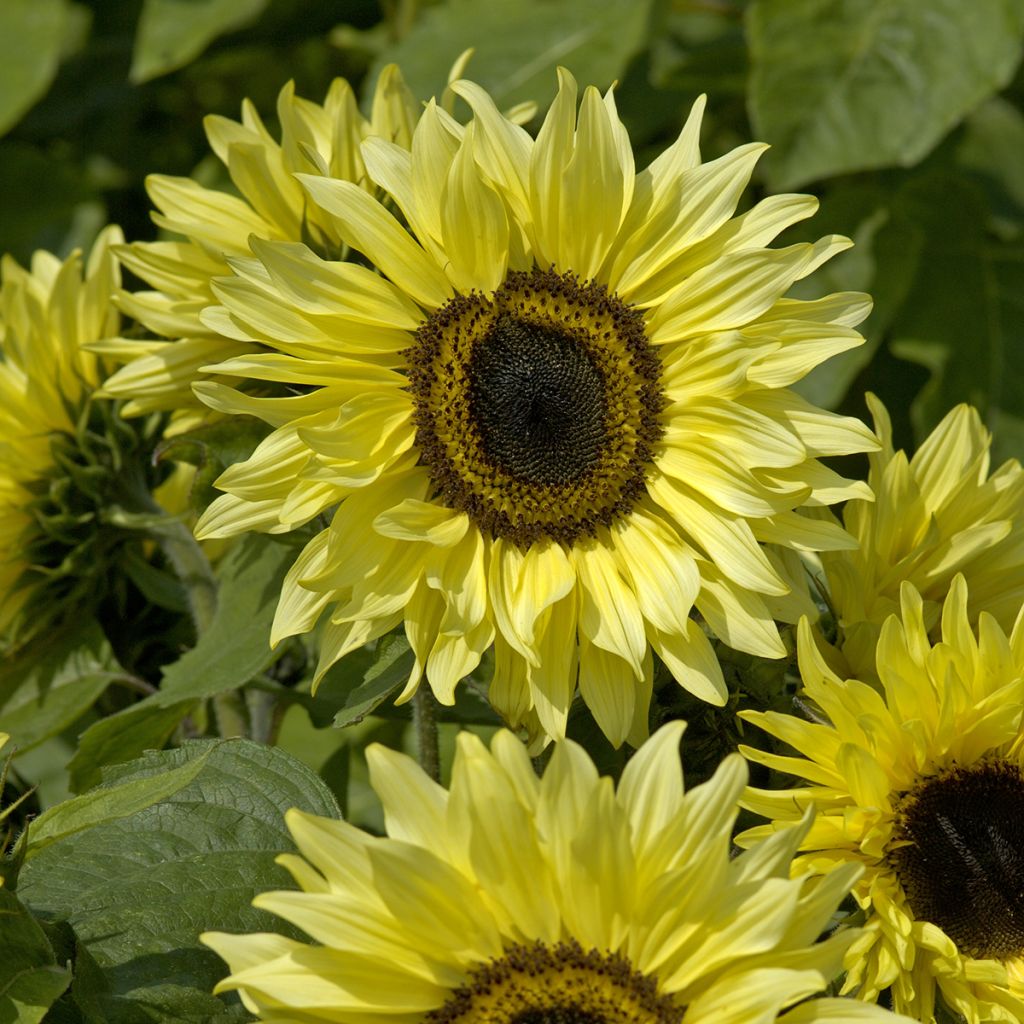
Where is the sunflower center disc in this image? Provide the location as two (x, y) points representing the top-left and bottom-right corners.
(891, 761), (1024, 959)
(406, 269), (664, 546)
(423, 942), (682, 1024)
(469, 314), (607, 486)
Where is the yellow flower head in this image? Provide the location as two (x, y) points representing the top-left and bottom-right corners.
(822, 394), (1024, 679)
(203, 723), (902, 1024)
(96, 65), (422, 415)
(0, 227), (139, 639)
(192, 70), (877, 745)
(740, 576), (1024, 1023)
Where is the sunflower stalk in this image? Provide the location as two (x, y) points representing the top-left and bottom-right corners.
(412, 686), (441, 783)
(122, 484), (218, 636)
(149, 513), (218, 635)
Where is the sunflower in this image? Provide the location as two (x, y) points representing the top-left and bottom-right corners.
(0, 228), (132, 638)
(191, 70), (876, 745)
(739, 575), (1024, 1023)
(94, 64), (424, 417)
(203, 722), (903, 1024)
(819, 394), (1024, 680)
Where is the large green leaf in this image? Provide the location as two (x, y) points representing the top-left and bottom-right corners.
(25, 745), (214, 858)
(787, 181), (924, 411)
(156, 534), (295, 706)
(0, 621), (123, 755)
(330, 634), (414, 729)
(17, 740), (339, 1024)
(747, 0), (1024, 188)
(369, 0), (655, 112)
(884, 172), (1024, 460)
(130, 0), (271, 83)
(0, 0), (69, 137)
(956, 97), (1024, 234)
(0, 890), (71, 1024)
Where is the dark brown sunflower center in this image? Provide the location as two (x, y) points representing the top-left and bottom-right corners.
(468, 314), (607, 486)
(891, 760), (1024, 959)
(406, 268), (664, 546)
(424, 941), (681, 1024)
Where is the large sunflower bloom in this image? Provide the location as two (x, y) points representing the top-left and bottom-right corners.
(193, 70), (876, 745)
(739, 576), (1024, 1023)
(203, 723), (903, 1024)
(95, 65), (422, 416)
(820, 394), (1024, 679)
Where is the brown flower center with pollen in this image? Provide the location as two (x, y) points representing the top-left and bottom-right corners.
(423, 941), (682, 1024)
(405, 268), (664, 547)
(890, 760), (1024, 959)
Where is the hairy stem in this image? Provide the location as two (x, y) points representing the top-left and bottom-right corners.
(154, 514), (218, 635)
(412, 686), (441, 782)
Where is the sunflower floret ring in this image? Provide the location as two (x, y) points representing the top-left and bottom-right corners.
(407, 268), (664, 546)
(193, 70), (878, 745)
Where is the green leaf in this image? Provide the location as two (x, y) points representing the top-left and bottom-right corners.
(66, 700), (194, 794)
(25, 745), (214, 858)
(329, 634), (414, 729)
(130, 0), (271, 83)
(648, 2), (748, 95)
(0, 0), (69, 137)
(17, 740), (339, 1024)
(0, 621), (122, 755)
(788, 182), (923, 410)
(65, 535), (294, 791)
(884, 172), (1024, 452)
(956, 97), (1024, 236)
(0, 889), (72, 1024)
(155, 534), (295, 706)
(369, 0), (655, 112)
(747, 0), (1024, 187)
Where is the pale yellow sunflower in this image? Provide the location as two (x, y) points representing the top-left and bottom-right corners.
(94, 64), (424, 416)
(0, 227), (133, 639)
(191, 69), (876, 745)
(739, 575), (1024, 1023)
(203, 722), (906, 1024)
(819, 394), (1024, 679)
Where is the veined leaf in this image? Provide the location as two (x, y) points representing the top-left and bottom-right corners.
(0, 889), (71, 1024)
(0, 621), (123, 755)
(748, 0), (1024, 187)
(368, 0), (654, 112)
(131, 0), (270, 83)
(0, 0), (68, 137)
(17, 741), (339, 1024)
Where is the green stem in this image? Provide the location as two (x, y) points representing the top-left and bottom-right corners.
(246, 687), (280, 745)
(125, 483), (218, 636)
(154, 514), (218, 635)
(412, 686), (441, 782)
(109, 672), (158, 696)
(213, 691), (249, 739)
